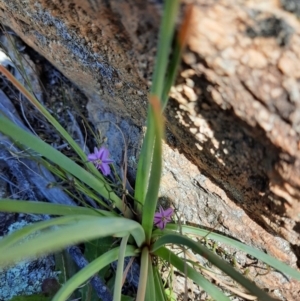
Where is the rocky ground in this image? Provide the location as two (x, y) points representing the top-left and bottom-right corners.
(0, 0), (300, 299)
(0, 29), (296, 301)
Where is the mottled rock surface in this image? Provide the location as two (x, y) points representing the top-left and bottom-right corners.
(1, 0), (300, 299)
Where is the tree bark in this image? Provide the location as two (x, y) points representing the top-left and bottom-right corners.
(1, 0), (300, 299)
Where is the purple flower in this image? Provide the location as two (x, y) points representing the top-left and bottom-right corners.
(154, 206), (174, 230)
(87, 146), (113, 176)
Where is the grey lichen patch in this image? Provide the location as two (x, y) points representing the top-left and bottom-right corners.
(0, 218), (59, 301)
(281, 0), (300, 18)
(245, 15), (294, 47)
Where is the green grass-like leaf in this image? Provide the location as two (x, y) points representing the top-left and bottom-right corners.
(53, 245), (138, 301)
(135, 0), (180, 211)
(0, 199), (116, 217)
(150, 0), (180, 98)
(113, 235), (129, 301)
(155, 247), (231, 301)
(161, 5), (193, 110)
(145, 255), (155, 301)
(153, 266), (167, 301)
(8, 295), (51, 301)
(0, 216), (144, 268)
(136, 247), (149, 301)
(152, 234), (278, 301)
(141, 97), (164, 243)
(0, 114), (132, 218)
(161, 224), (300, 281)
(0, 66), (98, 177)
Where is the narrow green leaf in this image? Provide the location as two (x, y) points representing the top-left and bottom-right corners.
(0, 215), (81, 251)
(80, 283), (95, 301)
(141, 97), (164, 243)
(8, 294), (51, 301)
(113, 235), (129, 301)
(162, 5), (193, 110)
(0, 115), (132, 218)
(84, 237), (116, 262)
(0, 66), (98, 177)
(0, 199), (116, 217)
(135, 0), (180, 210)
(84, 236), (116, 283)
(53, 246), (137, 301)
(150, 0), (180, 98)
(141, 136), (162, 244)
(152, 234), (278, 301)
(145, 256), (155, 301)
(120, 296), (134, 301)
(136, 247), (149, 301)
(0, 216), (145, 267)
(155, 247), (231, 301)
(153, 266), (167, 301)
(164, 289), (176, 301)
(55, 251), (78, 284)
(134, 119), (155, 212)
(161, 224), (300, 281)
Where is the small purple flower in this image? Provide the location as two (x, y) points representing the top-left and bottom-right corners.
(88, 146), (113, 176)
(154, 206), (174, 230)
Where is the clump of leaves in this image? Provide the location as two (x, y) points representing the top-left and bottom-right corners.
(0, 1), (299, 301)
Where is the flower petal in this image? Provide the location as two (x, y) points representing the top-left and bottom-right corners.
(157, 220), (165, 230)
(87, 153), (97, 161)
(154, 221), (161, 228)
(103, 158), (114, 164)
(164, 207), (174, 218)
(100, 163), (111, 176)
(93, 147), (99, 154)
(154, 215), (162, 224)
(154, 211), (162, 218)
(153, 207), (173, 229)
(99, 147), (109, 160)
(159, 206), (165, 214)
(154, 220), (160, 227)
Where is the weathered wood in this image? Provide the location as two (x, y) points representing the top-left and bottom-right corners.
(1, 0), (300, 298)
